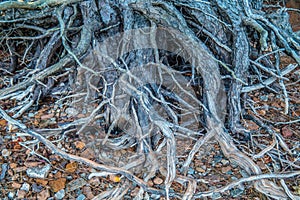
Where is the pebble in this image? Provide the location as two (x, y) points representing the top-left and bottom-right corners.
(221, 166), (232, 174)
(28, 113), (35, 118)
(55, 189), (65, 200)
(259, 95), (269, 101)
(213, 155), (223, 163)
(230, 188), (244, 197)
(66, 178), (87, 192)
(17, 190), (26, 199)
(150, 194), (161, 199)
(195, 167), (206, 173)
(0, 163), (9, 180)
(153, 177), (163, 185)
(1, 149), (11, 157)
(8, 192), (15, 199)
(221, 159), (229, 166)
(211, 192), (222, 199)
(26, 164), (51, 179)
(32, 183), (43, 193)
(20, 182), (30, 192)
(187, 167), (195, 175)
(76, 194), (86, 200)
(65, 107), (79, 117)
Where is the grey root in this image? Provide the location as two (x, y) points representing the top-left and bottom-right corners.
(0, 0), (299, 199)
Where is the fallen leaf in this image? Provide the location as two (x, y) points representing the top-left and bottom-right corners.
(0, 119), (7, 127)
(49, 178), (66, 192)
(36, 179), (48, 186)
(65, 162), (78, 173)
(74, 141), (85, 150)
(80, 148), (95, 159)
(281, 126), (293, 138)
(109, 174), (121, 183)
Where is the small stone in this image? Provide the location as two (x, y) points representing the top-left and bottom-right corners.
(12, 182), (22, 189)
(212, 192), (222, 199)
(80, 148), (95, 160)
(221, 166), (232, 174)
(28, 113), (35, 118)
(76, 194), (86, 200)
(259, 95), (269, 101)
(150, 194), (161, 199)
(195, 167), (206, 173)
(8, 191), (15, 199)
(17, 190), (27, 199)
(65, 107), (79, 117)
(37, 189), (50, 200)
(0, 163), (9, 180)
(66, 178), (87, 192)
(153, 177), (163, 185)
(1, 149), (11, 157)
(20, 182), (30, 192)
(55, 189), (65, 200)
(221, 159), (229, 166)
(230, 188), (244, 197)
(213, 155), (223, 163)
(187, 167), (195, 175)
(83, 186), (94, 199)
(281, 126), (293, 138)
(26, 164), (51, 179)
(32, 183), (43, 193)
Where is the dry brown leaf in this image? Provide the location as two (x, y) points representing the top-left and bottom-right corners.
(109, 174), (121, 183)
(74, 141), (86, 150)
(49, 178), (66, 192)
(0, 119), (7, 127)
(65, 162), (78, 173)
(36, 179), (48, 186)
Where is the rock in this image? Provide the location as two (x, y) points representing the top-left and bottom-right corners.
(32, 183), (43, 193)
(212, 192), (222, 199)
(37, 189), (50, 200)
(1, 149), (11, 157)
(17, 190), (27, 199)
(0, 163), (9, 180)
(213, 155), (223, 163)
(230, 188), (244, 198)
(259, 95), (269, 101)
(195, 167), (206, 173)
(83, 186), (94, 199)
(66, 178), (87, 192)
(65, 107), (79, 117)
(76, 194), (86, 200)
(20, 182), (30, 192)
(26, 164), (51, 179)
(281, 126), (293, 138)
(8, 191), (15, 199)
(153, 177), (163, 185)
(12, 182), (22, 189)
(150, 194), (161, 199)
(55, 189), (65, 200)
(28, 113), (35, 118)
(221, 166), (232, 174)
(221, 159), (229, 166)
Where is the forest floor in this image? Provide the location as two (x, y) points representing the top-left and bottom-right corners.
(0, 55), (299, 200)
